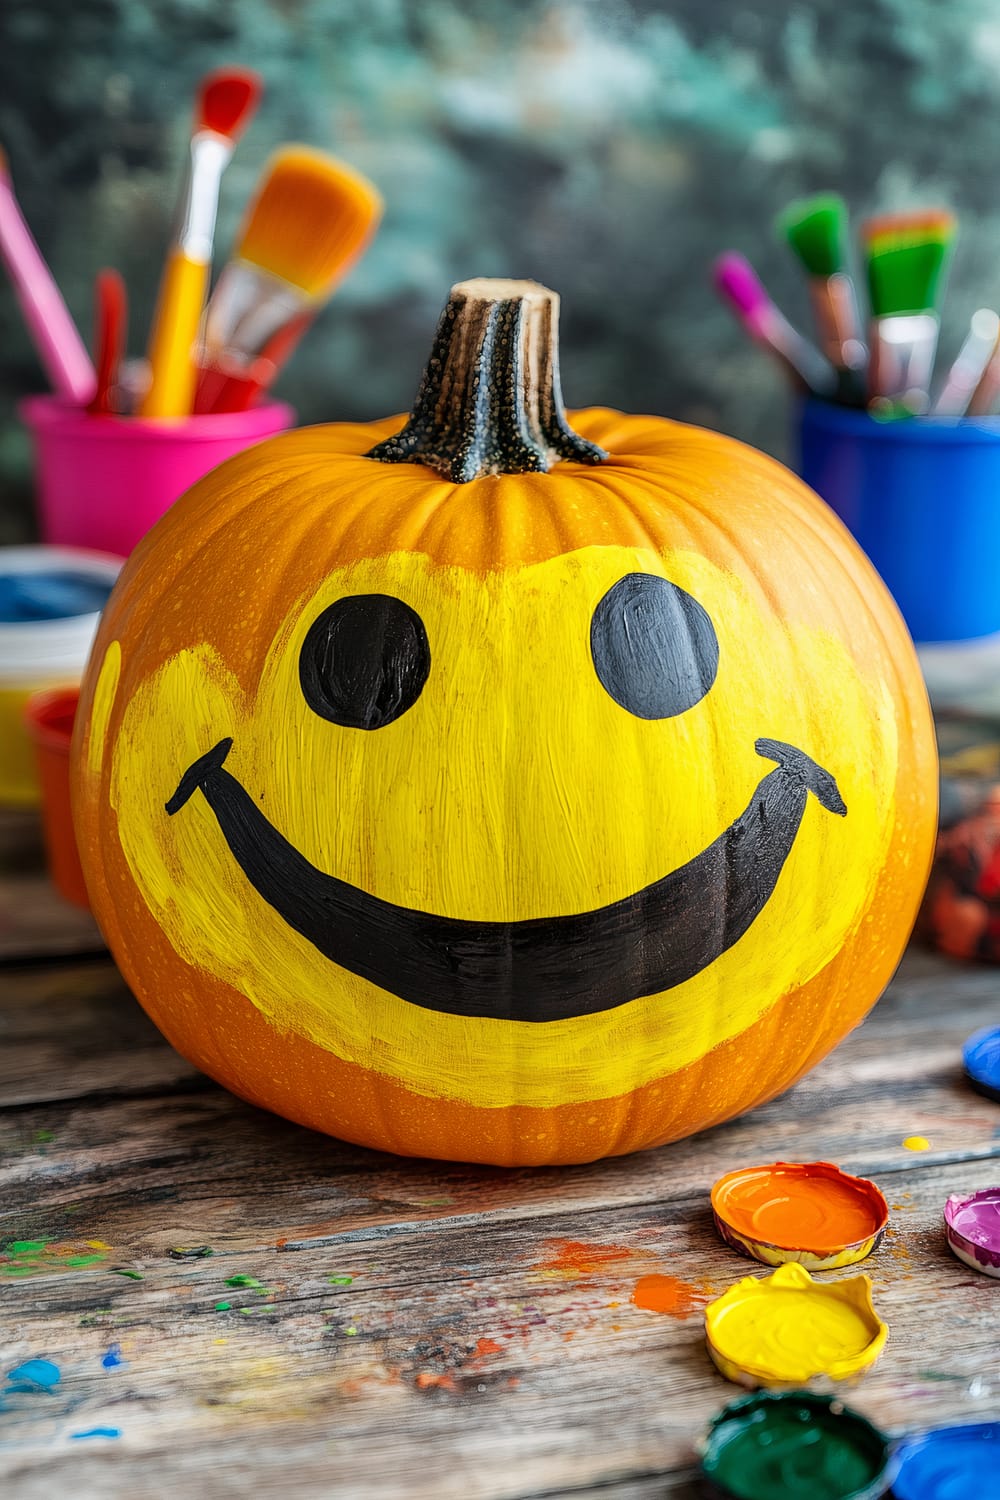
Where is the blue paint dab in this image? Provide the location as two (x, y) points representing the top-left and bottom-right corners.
(101, 1343), (124, 1369)
(7, 1359), (60, 1388)
(71, 1427), (122, 1441)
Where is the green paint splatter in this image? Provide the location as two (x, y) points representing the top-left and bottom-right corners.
(78, 1310), (113, 1326)
(239, 1307), (256, 1316)
(215, 1301), (231, 1311)
(33, 1129), (54, 1144)
(112, 1268), (144, 1280)
(225, 1275), (269, 1294)
(344, 1326), (358, 1336)
(1, 1238), (110, 1278)
(329, 1276), (353, 1285)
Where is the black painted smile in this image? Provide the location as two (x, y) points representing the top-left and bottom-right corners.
(166, 738), (845, 1023)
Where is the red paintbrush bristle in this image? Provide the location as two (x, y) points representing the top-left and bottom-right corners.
(196, 67), (263, 141)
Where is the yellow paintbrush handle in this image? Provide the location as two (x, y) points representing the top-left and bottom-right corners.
(140, 249), (209, 418)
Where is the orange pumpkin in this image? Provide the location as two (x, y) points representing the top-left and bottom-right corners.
(73, 278), (937, 1166)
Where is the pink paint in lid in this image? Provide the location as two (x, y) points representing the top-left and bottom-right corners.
(943, 1188), (1000, 1278)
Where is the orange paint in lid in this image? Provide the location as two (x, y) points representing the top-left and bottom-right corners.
(711, 1161), (888, 1270)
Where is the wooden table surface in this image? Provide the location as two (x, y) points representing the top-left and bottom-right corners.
(2, 808), (999, 1499)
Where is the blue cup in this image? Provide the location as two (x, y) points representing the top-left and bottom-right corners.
(796, 397), (1000, 644)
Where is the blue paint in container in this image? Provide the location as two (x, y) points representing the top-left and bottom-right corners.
(0, 570), (114, 623)
(964, 1026), (1000, 1103)
(892, 1421), (1000, 1500)
(0, 545), (121, 806)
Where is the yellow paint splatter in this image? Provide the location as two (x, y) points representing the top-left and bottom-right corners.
(903, 1136), (930, 1152)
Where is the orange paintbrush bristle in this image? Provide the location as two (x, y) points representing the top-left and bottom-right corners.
(235, 146), (384, 299)
(196, 66), (263, 141)
(861, 208), (956, 251)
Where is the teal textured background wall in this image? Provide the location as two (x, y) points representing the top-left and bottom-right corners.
(3, 0), (1000, 538)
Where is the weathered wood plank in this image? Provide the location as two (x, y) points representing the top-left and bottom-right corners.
(1, 1158), (997, 1499)
(0, 811), (105, 962)
(2, 940), (999, 1497)
(0, 964), (202, 1107)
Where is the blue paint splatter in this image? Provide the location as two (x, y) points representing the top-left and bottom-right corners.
(7, 1359), (60, 1389)
(101, 1343), (124, 1369)
(71, 1427), (122, 1440)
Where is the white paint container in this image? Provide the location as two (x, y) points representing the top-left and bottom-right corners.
(0, 546), (122, 805)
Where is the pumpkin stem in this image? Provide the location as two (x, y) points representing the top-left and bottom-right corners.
(366, 278), (608, 482)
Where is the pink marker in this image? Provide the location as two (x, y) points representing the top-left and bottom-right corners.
(713, 252), (836, 399)
(0, 147), (96, 405)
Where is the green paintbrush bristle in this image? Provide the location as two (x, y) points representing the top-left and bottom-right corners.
(863, 211), (956, 318)
(777, 193), (849, 277)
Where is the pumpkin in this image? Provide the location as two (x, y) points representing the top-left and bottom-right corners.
(73, 278), (937, 1166)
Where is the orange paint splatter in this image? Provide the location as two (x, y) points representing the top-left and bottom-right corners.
(415, 1372), (457, 1391)
(475, 1338), (503, 1357)
(532, 1238), (640, 1280)
(631, 1273), (706, 1319)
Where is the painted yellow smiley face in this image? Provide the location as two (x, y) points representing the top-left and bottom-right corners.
(95, 539), (895, 1113)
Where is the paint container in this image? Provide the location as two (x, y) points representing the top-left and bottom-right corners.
(711, 1161), (889, 1270)
(796, 397), (1000, 643)
(700, 1391), (895, 1500)
(0, 546), (121, 806)
(963, 1025), (1000, 1102)
(20, 396), (294, 557)
(704, 1261), (887, 1388)
(23, 686), (89, 908)
(892, 1422), (1000, 1500)
(943, 1188), (1000, 1278)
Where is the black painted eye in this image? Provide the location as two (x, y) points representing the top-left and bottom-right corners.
(591, 573), (719, 719)
(299, 594), (431, 730)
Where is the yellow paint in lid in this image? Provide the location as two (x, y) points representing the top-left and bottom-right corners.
(704, 1261), (887, 1388)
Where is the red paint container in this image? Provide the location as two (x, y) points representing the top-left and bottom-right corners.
(23, 685), (89, 908)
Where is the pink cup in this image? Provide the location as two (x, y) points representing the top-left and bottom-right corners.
(20, 396), (295, 556)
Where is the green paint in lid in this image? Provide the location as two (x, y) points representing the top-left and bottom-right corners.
(702, 1391), (893, 1500)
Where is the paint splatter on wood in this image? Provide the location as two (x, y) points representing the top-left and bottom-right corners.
(630, 1273), (707, 1319)
(532, 1238), (644, 1281)
(1, 1239), (111, 1277)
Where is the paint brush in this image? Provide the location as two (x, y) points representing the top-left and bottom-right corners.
(140, 66), (262, 419)
(931, 309), (1000, 417)
(862, 209), (956, 415)
(87, 269), (128, 415)
(965, 316), (1000, 416)
(776, 192), (866, 404)
(712, 252), (837, 398)
(0, 146), (96, 404)
(194, 145), (383, 414)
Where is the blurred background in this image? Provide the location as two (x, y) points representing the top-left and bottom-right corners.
(4, 0), (1000, 540)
